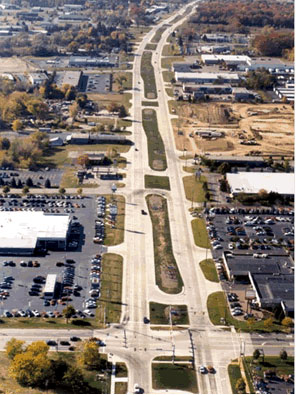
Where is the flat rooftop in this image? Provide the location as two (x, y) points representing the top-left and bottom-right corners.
(227, 172), (295, 195)
(0, 212), (70, 249)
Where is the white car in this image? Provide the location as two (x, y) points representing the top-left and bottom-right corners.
(18, 310), (26, 317)
(199, 365), (207, 374)
(228, 243), (234, 250)
(213, 244), (222, 250)
(32, 309), (40, 317)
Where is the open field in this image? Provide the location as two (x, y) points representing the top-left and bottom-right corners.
(0, 56), (38, 73)
(141, 51), (157, 99)
(97, 253), (123, 325)
(142, 109), (167, 171)
(169, 101), (294, 156)
(161, 56), (184, 69)
(152, 363), (198, 393)
(144, 175), (171, 190)
(149, 302), (189, 325)
(112, 72), (132, 91)
(87, 92), (132, 110)
(146, 194), (183, 294)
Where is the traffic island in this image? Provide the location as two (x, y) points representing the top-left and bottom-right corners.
(142, 109), (167, 171)
(140, 51), (157, 99)
(149, 302), (189, 326)
(144, 175), (171, 190)
(146, 194), (183, 294)
(152, 363), (198, 393)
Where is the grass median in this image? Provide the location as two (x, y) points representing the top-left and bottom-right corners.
(228, 364), (243, 394)
(199, 259), (218, 282)
(151, 26), (166, 43)
(145, 43), (157, 50)
(142, 101), (159, 107)
(146, 194), (183, 294)
(97, 253), (123, 325)
(149, 302), (189, 325)
(141, 51), (157, 99)
(152, 363), (198, 393)
(191, 218), (211, 249)
(145, 175), (170, 190)
(142, 109), (167, 171)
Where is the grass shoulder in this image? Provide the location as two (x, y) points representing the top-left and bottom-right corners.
(191, 218), (211, 249)
(152, 363), (198, 393)
(183, 174), (207, 203)
(103, 194), (125, 246)
(228, 363), (244, 394)
(199, 259), (219, 282)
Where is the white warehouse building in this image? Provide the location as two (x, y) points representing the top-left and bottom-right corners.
(0, 212), (71, 255)
(227, 172), (295, 197)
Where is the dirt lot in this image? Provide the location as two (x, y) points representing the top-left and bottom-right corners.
(170, 102), (294, 157)
(0, 56), (38, 73)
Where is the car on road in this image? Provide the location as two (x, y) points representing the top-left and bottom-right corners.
(143, 316), (150, 324)
(60, 340), (70, 346)
(207, 365), (215, 374)
(141, 209), (147, 215)
(199, 365), (207, 374)
(46, 340), (57, 346)
(70, 336), (81, 342)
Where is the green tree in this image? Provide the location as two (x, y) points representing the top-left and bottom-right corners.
(22, 186), (30, 195)
(118, 105), (127, 118)
(2, 185), (10, 194)
(253, 349), (260, 361)
(281, 317), (293, 327)
(59, 187), (66, 195)
(63, 366), (87, 393)
(62, 305), (76, 324)
(26, 177), (33, 187)
(79, 340), (100, 370)
(44, 179), (51, 188)
(77, 187), (83, 195)
(235, 378), (246, 393)
(280, 350), (288, 361)
(217, 162), (231, 175)
(12, 119), (23, 132)
(5, 338), (25, 360)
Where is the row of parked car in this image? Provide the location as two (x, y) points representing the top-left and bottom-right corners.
(93, 196), (106, 244)
(207, 206), (294, 216)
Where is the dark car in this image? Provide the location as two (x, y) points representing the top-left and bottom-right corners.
(70, 336), (81, 342)
(143, 317), (150, 324)
(141, 209), (147, 215)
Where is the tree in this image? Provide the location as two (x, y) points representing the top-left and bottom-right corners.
(107, 102), (119, 114)
(205, 191), (210, 201)
(69, 102), (79, 121)
(59, 187), (66, 195)
(9, 350), (53, 387)
(77, 188), (83, 195)
(5, 338), (25, 360)
(22, 186), (29, 195)
(26, 341), (49, 356)
(26, 177), (33, 187)
(235, 378), (246, 393)
(217, 162), (231, 175)
(62, 305), (76, 324)
(281, 317), (293, 328)
(77, 154), (89, 168)
(1, 137), (10, 150)
(118, 105), (127, 118)
(62, 366), (87, 393)
(12, 119), (23, 132)
(280, 350), (288, 361)
(253, 349), (260, 361)
(2, 185), (10, 194)
(11, 177), (16, 188)
(79, 340), (100, 370)
(17, 179), (22, 188)
(263, 317), (274, 329)
(44, 179), (51, 188)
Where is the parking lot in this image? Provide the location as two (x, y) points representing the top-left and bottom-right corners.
(204, 206), (294, 260)
(0, 194), (116, 318)
(80, 73), (112, 93)
(0, 169), (63, 188)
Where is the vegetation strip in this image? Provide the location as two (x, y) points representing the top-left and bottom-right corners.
(149, 302), (189, 325)
(228, 364), (244, 394)
(142, 109), (167, 171)
(141, 101), (159, 107)
(146, 194), (183, 294)
(103, 194), (125, 246)
(199, 259), (219, 282)
(144, 175), (170, 190)
(191, 218), (211, 249)
(140, 51), (157, 99)
(97, 253), (123, 325)
(183, 174), (208, 203)
(151, 27), (166, 43)
(152, 363), (198, 393)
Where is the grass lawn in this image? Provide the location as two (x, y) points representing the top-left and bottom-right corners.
(146, 194), (183, 294)
(161, 56), (184, 70)
(162, 70), (175, 83)
(151, 26), (166, 43)
(152, 363), (198, 393)
(228, 364), (244, 394)
(115, 382), (128, 394)
(112, 71), (132, 91)
(153, 356), (192, 362)
(162, 44), (180, 56)
(199, 259), (218, 282)
(115, 362), (128, 378)
(144, 175), (170, 190)
(150, 302), (189, 325)
(97, 253), (123, 325)
(103, 194), (125, 246)
(207, 292), (284, 332)
(141, 101), (159, 107)
(191, 218), (211, 249)
(142, 109), (167, 171)
(60, 168), (97, 189)
(165, 88), (174, 97)
(245, 355), (294, 378)
(183, 175), (207, 203)
(145, 43), (157, 50)
(141, 51), (157, 99)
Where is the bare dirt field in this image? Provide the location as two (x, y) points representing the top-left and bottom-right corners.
(0, 56), (38, 73)
(170, 102), (294, 157)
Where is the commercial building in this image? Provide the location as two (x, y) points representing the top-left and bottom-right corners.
(207, 155), (265, 167)
(232, 87), (255, 101)
(66, 133), (126, 144)
(175, 72), (240, 85)
(227, 172), (295, 196)
(201, 54), (250, 66)
(28, 72), (48, 86)
(69, 56), (116, 68)
(0, 212), (71, 255)
(223, 251), (294, 316)
(60, 70), (82, 88)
